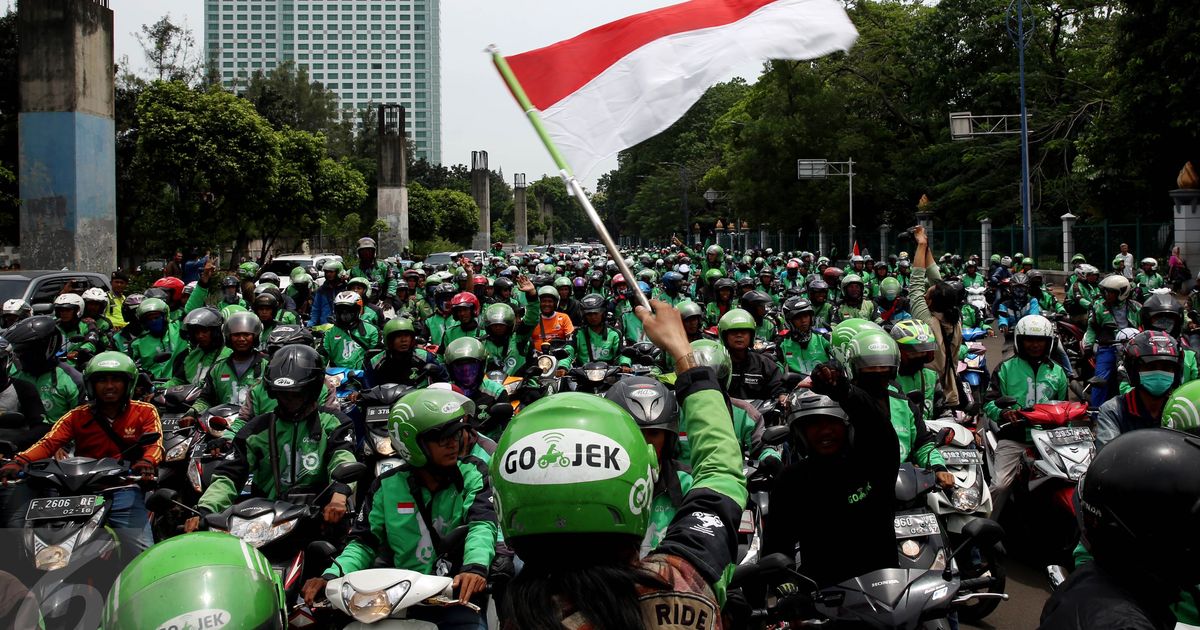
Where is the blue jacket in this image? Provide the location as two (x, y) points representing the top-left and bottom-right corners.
(307, 282), (344, 327)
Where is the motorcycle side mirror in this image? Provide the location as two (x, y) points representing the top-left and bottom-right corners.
(488, 403), (514, 425)
(961, 517), (1004, 548)
(330, 461), (367, 484)
(762, 425), (790, 446)
(307, 540), (338, 563)
(32, 303), (52, 315)
(145, 488), (179, 513)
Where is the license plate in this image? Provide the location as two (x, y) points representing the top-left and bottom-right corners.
(894, 513), (940, 538)
(366, 406), (391, 422)
(1046, 427), (1092, 445)
(27, 495), (99, 520)
(940, 449), (982, 465)
(160, 414), (183, 433)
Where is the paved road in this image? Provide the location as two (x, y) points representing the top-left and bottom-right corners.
(962, 333), (1053, 629)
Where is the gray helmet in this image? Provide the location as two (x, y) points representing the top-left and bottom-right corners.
(580, 293), (606, 314)
(604, 376), (679, 432)
(223, 311), (263, 343)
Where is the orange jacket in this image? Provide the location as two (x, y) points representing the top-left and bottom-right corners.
(530, 312), (575, 352)
(17, 401), (164, 465)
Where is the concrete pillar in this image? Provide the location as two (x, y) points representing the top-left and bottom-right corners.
(1061, 212), (1077, 272)
(470, 150), (490, 250)
(980, 217), (992, 265)
(1172, 188), (1200, 292)
(916, 211), (933, 236)
(377, 104), (408, 254)
(879, 223), (891, 259)
(513, 173), (528, 249)
(19, 0), (116, 272)
(541, 197), (554, 245)
(818, 226), (827, 257)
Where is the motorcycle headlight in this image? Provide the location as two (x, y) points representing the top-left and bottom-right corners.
(537, 355), (556, 375)
(228, 513), (297, 548)
(951, 486), (982, 512)
(165, 440), (189, 462)
(1068, 463), (1088, 480)
(340, 579), (411, 624)
(373, 433), (396, 456)
(584, 368), (606, 382)
(35, 544), (70, 571)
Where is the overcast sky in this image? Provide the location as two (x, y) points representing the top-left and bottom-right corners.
(92, 1), (764, 189)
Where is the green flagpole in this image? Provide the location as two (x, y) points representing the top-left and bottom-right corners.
(489, 46), (650, 313)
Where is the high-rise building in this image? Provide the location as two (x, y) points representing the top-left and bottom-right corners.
(204, 0), (441, 163)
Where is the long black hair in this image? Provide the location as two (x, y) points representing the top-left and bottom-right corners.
(502, 533), (668, 630)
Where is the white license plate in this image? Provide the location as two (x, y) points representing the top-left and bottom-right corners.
(1046, 427), (1092, 445)
(940, 449), (982, 465)
(894, 513), (940, 538)
(27, 495), (99, 520)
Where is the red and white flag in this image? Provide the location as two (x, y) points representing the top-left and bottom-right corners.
(501, 0), (858, 179)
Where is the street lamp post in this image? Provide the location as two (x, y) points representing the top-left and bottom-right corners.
(1008, 0), (1034, 257)
(797, 158), (855, 255)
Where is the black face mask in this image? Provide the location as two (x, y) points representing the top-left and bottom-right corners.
(855, 371), (892, 398)
(898, 358), (925, 376)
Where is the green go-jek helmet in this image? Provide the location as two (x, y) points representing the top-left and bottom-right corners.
(101, 532), (284, 629)
(844, 328), (900, 378)
(717, 308), (756, 335)
(136, 297), (170, 320)
(1162, 380), (1200, 435)
(383, 317), (416, 339)
(84, 351), (139, 403)
(890, 319), (937, 352)
(489, 392), (657, 547)
(445, 336), (486, 365)
(703, 268), (724, 286)
(388, 388), (475, 467)
(831, 318), (883, 367)
(878, 276), (902, 301)
(483, 302), (516, 329)
(690, 338), (732, 387)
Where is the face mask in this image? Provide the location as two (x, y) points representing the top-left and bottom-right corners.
(145, 317), (167, 337)
(855, 371), (892, 398)
(451, 361), (482, 394)
(898, 358), (925, 376)
(1139, 370), (1175, 396)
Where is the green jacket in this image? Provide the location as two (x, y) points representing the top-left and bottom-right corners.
(677, 401), (780, 470)
(127, 323), (187, 382)
(198, 409), (356, 514)
(888, 385), (946, 470)
(349, 260), (395, 297)
(834, 300), (880, 324)
(777, 334), (831, 376)
(895, 367), (939, 422)
(983, 356), (1069, 424)
(322, 321), (380, 369)
(1083, 299), (1141, 346)
(12, 363), (84, 424)
(481, 303), (538, 376)
(572, 326), (630, 366)
(168, 345), (232, 387)
(960, 273), (987, 288)
(704, 301), (732, 327)
(325, 457), (497, 578)
(443, 321), (487, 347)
(643, 469), (694, 555)
(1067, 281), (1100, 315)
(426, 313), (454, 349)
(1135, 271), (1164, 291)
(191, 353), (270, 419)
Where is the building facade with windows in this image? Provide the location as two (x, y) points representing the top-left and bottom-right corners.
(204, 0), (441, 162)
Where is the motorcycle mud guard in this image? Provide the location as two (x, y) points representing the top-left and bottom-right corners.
(342, 620), (439, 630)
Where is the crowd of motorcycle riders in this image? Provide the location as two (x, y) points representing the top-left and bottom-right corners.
(0, 224), (1197, 630)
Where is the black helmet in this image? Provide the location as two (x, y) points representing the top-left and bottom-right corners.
(807, 278), (829, 293)
(121, 293), (145, 323)
(6, 316), (63, 367)
(265, 345), (325, 406)
(1121, 330), (1182, 389)
(786, 392), (852, 455)
(531, 274), (551, 288)
(1010, 272), (1029, 287)
(604, 376), (679, 432)
(785, 298), (815, 321)
(0, 336), (11, 389)
(739, 290), (773, 312)
(580, 293), (606, 314)
(253, 292), (280, 314)
(1026, 270), (1044, 286)
(736, 277), (757, 291)
(1077, 428), (1200, 587)
(1141, 292), (1184, 337)
(494, 277), (514, 292)
(265, 325), (315, 357)
(143, 287), (170, 302)
(220, 275), (240, 289)
(713, 278), (735, 294)
(182, 307), (224, 343)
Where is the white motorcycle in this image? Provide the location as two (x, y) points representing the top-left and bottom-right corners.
(324, 568), (474, 629)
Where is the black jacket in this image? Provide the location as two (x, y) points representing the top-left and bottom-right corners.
(764, 384), (900, 587)
(729, 350), (785, 401)
(1039, 562), (1176, 630)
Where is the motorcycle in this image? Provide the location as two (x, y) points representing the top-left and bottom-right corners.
(11, 434), (160, 628)
(957, 329), (989, 413)
(736, 426), (789, 568)
(982, 398), (1094, 565)
(731, 519), (1007, 629)
(357, 383), (414, 479)
(154, 403), (239, 538)
(621, 341), (662, 377)
(924, 415), (1004, 622)
(1055, 317), (1093, 402)
(565, 361), (622, 395)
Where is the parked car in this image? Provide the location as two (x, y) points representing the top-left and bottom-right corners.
(0, 271), (111, 314)
(422, 252), (457, 268)
(261, 254), (343, 290)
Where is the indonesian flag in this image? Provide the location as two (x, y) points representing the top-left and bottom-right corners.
(501, 0), (858, 179)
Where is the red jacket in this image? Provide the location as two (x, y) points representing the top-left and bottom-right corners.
(17, 401), (164, 465)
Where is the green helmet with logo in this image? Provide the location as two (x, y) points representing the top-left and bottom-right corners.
(831, 318), (884, 366)
(136, 297), (169, 320)
(889, 319), (937, 353)
(553, 276), (572, 289)
(878, 276), (902, 301)
(445, 336), (486, 365)
(537, 285), (559, 301)
(677, 300), (703, 321)
(322, 260), (345, 275)
(101, 532), (284, 630)
(844, 329), (900, 378)
(220, 303), (248, 319)
(703, 268), (724, 286)
(691, 339), (732, 387)
(383, 317), (416, 339)
(718, 308), (756, 336)
(840, 273), (865, 290)
(237, 261), (260, 280)
(388, 388), (475, 467)
(489, 393), (657, 547)
(483, 303), (516, 329)
(347, 276), (370, 290)
(1162, 380), (1200, 435)
(83, 351), (139, 403)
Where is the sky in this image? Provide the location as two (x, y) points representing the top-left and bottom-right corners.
(97, 0), (766, 189)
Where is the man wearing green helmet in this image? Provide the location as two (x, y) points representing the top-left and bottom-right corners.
(302, 388), (496, 628)
(2, 351), (163, 550)
(346, 277), (383, 326)
(529, 284), (576, 372)
(676, 238), (726, 278)
(187, 345), (356, 533)
(479, 279), (540, 377)
(445, 337), (510, 435)
(488, 300), (745, 628)
(719, 308), (786, 403)
(128, 297), (187, 382)
(891, 320), (941, 421)
(777, 298), (831, 377)
(372, 317), (448, 387)
(873, 276), (911, 326)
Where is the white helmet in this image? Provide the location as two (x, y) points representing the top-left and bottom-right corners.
(1000, 256), (1013, 267)
(1014, 314), (1055, 360)
(851, 255), (864, 263)
(53, 292), (85, 315)
(1078, 264), (1099, 277)
(1140, 257), (1157, 270)
(333, 290), (362, 309)
(1099, 274), (1132, 301)
(81, 287), (109, 311)
(2, 299), (30, 317)
(1115, 327), (1142, 344)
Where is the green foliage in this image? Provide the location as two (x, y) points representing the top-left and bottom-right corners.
(431, 188), (480, 245)
(411, 237), (462, 258)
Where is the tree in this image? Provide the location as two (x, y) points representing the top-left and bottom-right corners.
(431, 189), (480, 245)
(136, 15), (201, 83)
(242, 62), (349, 146)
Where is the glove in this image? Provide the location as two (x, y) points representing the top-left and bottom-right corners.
(132, 458), (156, 478)
(755, 455), (783, 478)
(809, 362), (847, 398)
(0, 460), (24, 481)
